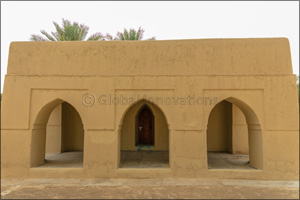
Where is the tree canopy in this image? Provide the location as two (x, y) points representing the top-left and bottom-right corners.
(105, 27), (155, 41)
(30, 19), (105, 41)
(30, 19), (155, 41)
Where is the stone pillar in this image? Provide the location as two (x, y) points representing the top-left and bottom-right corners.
(248, 124), (263, 169)
(31, 124), (46, 167)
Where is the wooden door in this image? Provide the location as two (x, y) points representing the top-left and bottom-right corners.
(137, 105), (154, 145)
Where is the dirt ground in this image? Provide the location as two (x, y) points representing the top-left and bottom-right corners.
(1, 178), (299, 199)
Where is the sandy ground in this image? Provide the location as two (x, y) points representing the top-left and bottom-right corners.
(40, 151), (252, 169)
(1, 178), (299, 199)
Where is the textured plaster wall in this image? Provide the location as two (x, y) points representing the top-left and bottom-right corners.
(61, 102), (84, 151)
(232, 104), (249, 154)
(1, 38), (299, 180)
(46, 104), (62, 153)
(46, 103), (84, 153)
(207, 101), (248, 154)
(207, 101), (232, 152)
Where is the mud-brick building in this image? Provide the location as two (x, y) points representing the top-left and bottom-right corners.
(1, 38), (299, 180)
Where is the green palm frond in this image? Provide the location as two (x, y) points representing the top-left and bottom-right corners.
(78, 24), (89, 40)
(105, 33), (119, 41)
(135, 27), (144, 40)
(53, 21), (65, 41)
(50, 31), (60, 41)
(87, 32), (105, 41)
(123, 28), (129, 40)
(30, 34), (48, 41)
(112, 27), (154, 41)
(40, 30), (56, 41)
(30, 18), (103, 41)
(129, 29), (136, 40)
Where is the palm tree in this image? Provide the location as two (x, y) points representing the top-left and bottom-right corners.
(105, 27), (155, 41)
(30, 18), (105, 41)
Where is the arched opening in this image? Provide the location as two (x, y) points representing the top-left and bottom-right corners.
(206, 98), (263, 170)
(30, 100), (84, 168)
(120, 100), (169, 168)
(135, 105), (155, 146)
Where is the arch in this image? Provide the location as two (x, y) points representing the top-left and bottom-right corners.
(30, 99), (85, 168)
(32, 98), (85, 128)
(118, 99), (169, 168)
(225, 97), (260, 125)
(136, 103), (154, 117)
(33, 99), (63, 126)
(206, 97), (263, 169)
(204, 96), (261, 127)
(118, 98), (170, 130)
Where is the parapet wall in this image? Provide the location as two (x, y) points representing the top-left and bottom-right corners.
(7, 38), (293, 76)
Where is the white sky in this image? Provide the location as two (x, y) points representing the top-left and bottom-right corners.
(1, 1), (299, 92)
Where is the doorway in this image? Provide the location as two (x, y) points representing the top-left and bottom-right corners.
(136, 105), (154, 145)
(31, 100), (84, 168)
(206, 98), (263, 170)
(119, 100), (169, 168)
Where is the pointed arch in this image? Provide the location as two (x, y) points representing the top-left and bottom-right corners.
(117, 99), (169, 168)
(225, 97), (260, 125)
(136, 103), (154, 118)
(33, 99), (63, 126)
(30, 98), (84, 168)
(32, 98), (85, 128)
(118, 98), (170, 130)
(206, 97), (263, 169)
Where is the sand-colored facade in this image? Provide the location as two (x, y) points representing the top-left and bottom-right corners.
(1, 38), (299, 180)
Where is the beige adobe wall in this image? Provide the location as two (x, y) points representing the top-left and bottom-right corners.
(232, 104), (249, 154)
(61, 102), (84, 151)
(44, 102), (84, 153)
(29, 99), (64, 168)
(6, 39), (293, 76)
(207, 101), (248, 154)
(207, 101), (232, 152)
(45, 104), (62, 153)
(1, 38), (298, 180)
(121, 100), (169, 151)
